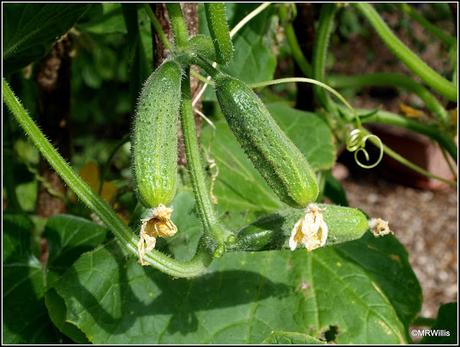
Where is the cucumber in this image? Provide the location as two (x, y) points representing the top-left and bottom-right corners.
(214, 73), (319, 208)
(187, 35), (217, 63)
(232, 204), (369, 251)
(204, 3), (233, 65)
(132, 59), (182, 208)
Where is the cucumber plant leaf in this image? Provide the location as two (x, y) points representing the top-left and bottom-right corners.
(3, 4), (91, 73)
(3, 214), (59, 343)
(43, 215), (108, 343)
(2, 213), (108, 343)
(262, 331), (325, 344)
(50, 239), (410, 344)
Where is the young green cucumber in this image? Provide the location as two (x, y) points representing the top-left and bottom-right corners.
(204, 3), (233, 65)
(187, 35), (217, 63)
(214, 73), (319, 208)
(132, 59), (182, 208)
(232, 204), (369, 251)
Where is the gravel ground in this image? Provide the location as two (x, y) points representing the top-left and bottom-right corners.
(339, 169), (457, 318)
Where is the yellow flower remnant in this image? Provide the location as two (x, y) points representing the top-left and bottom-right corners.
(399, 103), (425, 119)
(137, 204), (177, 265)
(369, 218), (393, 237)
(289, 204), (328, 252)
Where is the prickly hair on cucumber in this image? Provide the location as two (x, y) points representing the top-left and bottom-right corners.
(231, 204), (370, 251)
(198, 57), (319, 208)
(132, 59), (182, 208)
(204, 3), (234, 65)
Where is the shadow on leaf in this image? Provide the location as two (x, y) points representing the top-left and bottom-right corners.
(55, 241), (292, 339)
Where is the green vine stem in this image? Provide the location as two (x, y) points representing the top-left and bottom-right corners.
(439, 144), (458, 180)
(329, 73), (449, 125)
(166, 3), (189, 49)
(312, 3), (338, 113)
(3, 78), (211, 278)
(398, 3), (456, 47)
(192, 3), (272, 107)
(354, 108), (457, 161)
(249, 77), (456, 160)
(143, 4), (173, 50)
(249, 77), (354, 113)
(246, 76), (457, 183)
(229, 2), (271, 37)
(278, 4), (312, 77)
(354, 3), (457, 101)
(179, 68), (229, 256)
(363, 128), (456, 187)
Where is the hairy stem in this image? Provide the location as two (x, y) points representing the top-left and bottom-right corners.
(3, 79), (211, 278)
(192, 3), (272, 106)
(312, 3), (338, 113)
(278, 5), (312, 77)
(180, 69), (228, 254)
(166, 3), (189, 49)
(354, 3), (457, 101)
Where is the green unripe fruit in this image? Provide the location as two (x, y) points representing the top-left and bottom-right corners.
(232, 204), (369, 251)
(188, 35), (217, 63)
(132, 60), (182, 208)
(204, 3), (234, 65)
(214, 73), (319, 208)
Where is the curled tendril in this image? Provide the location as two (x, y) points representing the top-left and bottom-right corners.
(346, 128), (384, 169)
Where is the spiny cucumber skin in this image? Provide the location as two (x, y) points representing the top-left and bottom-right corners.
(132, 60), (182, 208)
(188, 35), (217, 63)
(215, 74), (319, 208)
(234, 204), (369, 251)
(204, 3), (234, 65)
(319, 204), (369, 245)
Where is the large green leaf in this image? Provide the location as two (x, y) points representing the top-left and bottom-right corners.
(223, 5), (277, 83)
(3, 213), (107, 343)
(262, 331), (325, 344)
(167, 191), (204, 262)
(201, 102), (335, 219)
(45, 289), (90, 344)
(44, 214), (108, 275)
(51, 236), (412, 344)
(3, 4), (90, 73)
(42, 214), (108, 342)
(3, 214), (58, 343)
(76, 3), (126, 35)
(336, 233), (422, 327)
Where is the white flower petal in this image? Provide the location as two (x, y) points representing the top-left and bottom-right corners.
(289, 218), (303, 251)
